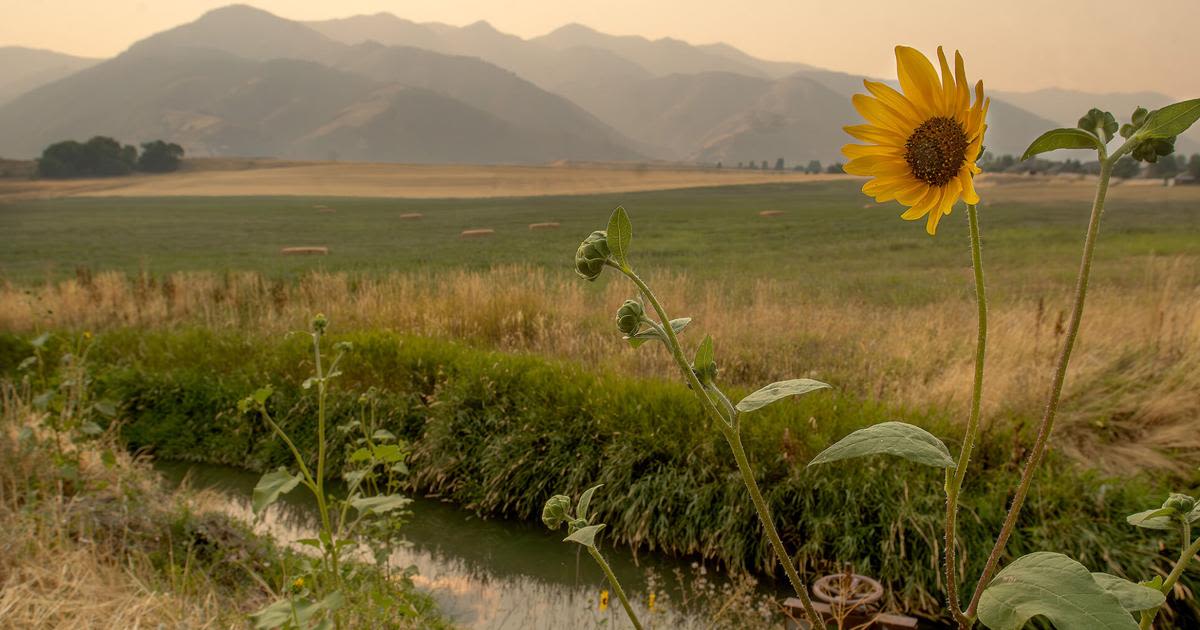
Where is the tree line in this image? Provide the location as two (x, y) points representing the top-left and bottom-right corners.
(719, 153), (1200, 180)
(37, 136), (185, 179)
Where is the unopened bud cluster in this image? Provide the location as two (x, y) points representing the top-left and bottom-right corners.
(615, 299), (645, 335)
(575, 231), (611, 281)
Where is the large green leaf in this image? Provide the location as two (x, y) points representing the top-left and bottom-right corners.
(1139, 99), (1200, 139)
(1021, 128), (1104, 160)
(1091, 572), (1165, 612)
(736, 379), (830, 413)
(564, 523), (606, 549)
(606, 206), (632, 268)
(977, 552), (1138, 630)
(252, 468), (302, 517)
(807, 421), (954, 468)
(349, 494), (411, 515)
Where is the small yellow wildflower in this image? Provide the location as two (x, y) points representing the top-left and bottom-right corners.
(648, 592), (656, 612)
(83, 331), (93, 341)
(292, 577), (305, 590)
(599, 589), (609, 612)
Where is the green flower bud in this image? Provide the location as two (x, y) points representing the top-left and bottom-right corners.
(542, 495), (572, 530)
(312, 313), (328, 334)
(574, 231), (611, 281)
(1120, 106), (1149, 139)
(1131, 136), (1175, 163)
(1077, 108), (1118, 143)
(615, 299), (645, 336)
(1162, 493), (1196, 515)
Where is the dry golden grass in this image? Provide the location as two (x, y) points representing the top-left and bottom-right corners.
(2, 263), (1196, 475)
(0, 160), (845, 201)
(0, 395), (252, 629)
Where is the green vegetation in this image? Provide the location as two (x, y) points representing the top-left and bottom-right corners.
(0, 331), (446, 628)
(3, 180), (1200, 300)
(34, 135), (183, 179)
(3, 327), (1194, 624)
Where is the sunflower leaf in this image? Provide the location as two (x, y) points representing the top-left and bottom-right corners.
(1021, 128), (1104, 161)
(977, 552), (1139, 630)
(606, 206), (632, 268)
(807, 421), (955, 468)
(564, 523), (606, 549)
(1137, 99), (1200, 140)
(736, 379), (831, 413)
(1090, 572), (1165, 613)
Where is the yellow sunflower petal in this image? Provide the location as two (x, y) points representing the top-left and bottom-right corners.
(842, 144), (905, 159)
(926, 180), (961, 235)
(844, 154), (901, 175)
(901, 186), (941, 220)
(852, 94), (912, 135)
(895, 46), (941, 112)
(936, 47), (955, 115)
(959, 170), (980, 205)
(954, 51), (970, 117)
(843, 125), (906, 146)
(863, 80), (922, 128)
(868, 177), (926, 203)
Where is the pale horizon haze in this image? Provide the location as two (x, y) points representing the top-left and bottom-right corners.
(1, 0), (1198, 99)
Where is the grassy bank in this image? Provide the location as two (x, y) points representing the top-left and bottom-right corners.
(3, 262), (1196, 477)
(0, 364), (447, 628)
(4, 327), (1194, 624)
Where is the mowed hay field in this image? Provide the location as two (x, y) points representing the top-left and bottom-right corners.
(2, 175), (1199, 477)
(0, 159), (832, 201)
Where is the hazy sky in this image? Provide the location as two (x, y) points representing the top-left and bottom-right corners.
(3, 0), (1198, 98)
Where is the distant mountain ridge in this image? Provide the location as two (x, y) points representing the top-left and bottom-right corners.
(0, 47), (99, 106)
(0, 5), (641, 163)
(0, 4), (1190, 165)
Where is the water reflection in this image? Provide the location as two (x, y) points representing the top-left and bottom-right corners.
(156, 461), (754, 628)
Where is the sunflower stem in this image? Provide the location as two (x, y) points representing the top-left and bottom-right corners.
(943, 203), (987, 628)
(587, 546), (643, 630)
(615, 263), (825, 628)
(964, 149), (1115, 621)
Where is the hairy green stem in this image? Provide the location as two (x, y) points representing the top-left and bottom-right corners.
(965, 150), (1117, 620)
(617, 264), (824, 628)
(587, 546), (644, 630)
(944, 203), (987, 628)
(310, 333), (343, 596)
(1140, 525), (1200, 630)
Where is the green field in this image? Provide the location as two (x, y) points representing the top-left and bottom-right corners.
(4, 180), (1199, 303)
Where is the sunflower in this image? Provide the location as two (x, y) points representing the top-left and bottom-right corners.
(843, 46), (989, 235)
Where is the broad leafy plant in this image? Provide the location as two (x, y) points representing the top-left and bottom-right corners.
(559, 93), (1200, 629)
(240, 315), (412, 629)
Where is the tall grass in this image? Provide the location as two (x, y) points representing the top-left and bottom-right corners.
(6, 327), (1191, 624)
(2, 262), (1196, 475)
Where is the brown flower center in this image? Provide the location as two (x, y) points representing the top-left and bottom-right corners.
(905, 116), (968, 187)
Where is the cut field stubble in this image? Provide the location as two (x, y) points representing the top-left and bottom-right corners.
(2, 262), (1196, 476)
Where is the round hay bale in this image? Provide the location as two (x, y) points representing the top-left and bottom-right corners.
(529, 222), (561, 230)
(758, 210), (785, 217)
(460, 229), (495, 238)
(399, 213), (424, 220)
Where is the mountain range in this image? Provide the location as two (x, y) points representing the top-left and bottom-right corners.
(0, 4), (1193, 164)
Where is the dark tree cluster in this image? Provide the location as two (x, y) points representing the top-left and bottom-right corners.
(36, 136), (184, 179)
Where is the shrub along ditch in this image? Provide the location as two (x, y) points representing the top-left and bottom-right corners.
(1, 328), (1195, 623)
